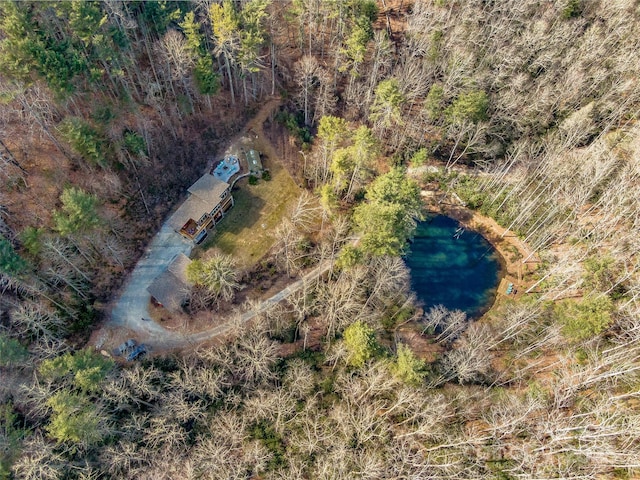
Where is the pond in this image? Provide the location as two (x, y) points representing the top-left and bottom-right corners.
(405, 215), (503, 318)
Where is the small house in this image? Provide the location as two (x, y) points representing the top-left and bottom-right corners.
(147, 253), (193, 313)
(246, 149), (263, 175)
(169, 173), (234, 242)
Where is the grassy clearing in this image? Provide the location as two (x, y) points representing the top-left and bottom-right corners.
(198, 159), (301, 267)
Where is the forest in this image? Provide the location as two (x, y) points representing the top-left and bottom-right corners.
(0, 0), (639, 479)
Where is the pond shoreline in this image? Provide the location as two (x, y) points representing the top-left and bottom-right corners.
(421, 191), (539, 311)
(407, 213), (504, 320)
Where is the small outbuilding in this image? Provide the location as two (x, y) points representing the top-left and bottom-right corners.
(147, 253), (193, 313)
(246, 149), (263, 175)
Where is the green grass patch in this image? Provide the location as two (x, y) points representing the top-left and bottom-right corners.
(200, 160), (301, 267)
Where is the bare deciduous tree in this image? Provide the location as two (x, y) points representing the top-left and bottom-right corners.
(11, 433), (66, 480)
(422, 305), (467, 345)
(10, 299), (66, 341)
(294, 55), (320, 127)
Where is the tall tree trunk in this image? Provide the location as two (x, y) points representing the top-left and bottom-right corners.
(224, 54), (235, 105)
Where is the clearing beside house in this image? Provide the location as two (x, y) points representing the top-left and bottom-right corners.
(199, 159), (300, 266)
(101, 97), (302, 351)
(198, 99), (301, 266)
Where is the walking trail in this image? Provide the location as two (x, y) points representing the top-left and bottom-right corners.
(101, 97), (323, 351)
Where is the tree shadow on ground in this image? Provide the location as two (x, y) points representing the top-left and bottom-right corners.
(202, 186), (266, 251)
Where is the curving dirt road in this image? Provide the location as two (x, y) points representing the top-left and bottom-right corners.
(154, 260), (330, 350)
(107, 256), (331, 351)
(100, 97), (322, 352)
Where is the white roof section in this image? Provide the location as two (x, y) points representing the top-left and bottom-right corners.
(247, 149), (263, 173)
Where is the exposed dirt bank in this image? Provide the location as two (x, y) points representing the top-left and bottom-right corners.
(422, 190), (540, 306)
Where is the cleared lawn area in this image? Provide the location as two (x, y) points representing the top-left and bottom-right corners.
(199, 159), (301, 266)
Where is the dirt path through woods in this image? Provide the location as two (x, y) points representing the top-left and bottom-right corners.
(95, 97), (319, 353)
(243, 96), (283, 171)
(99, 256), (331, 353)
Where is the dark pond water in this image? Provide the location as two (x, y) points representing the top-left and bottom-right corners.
(405, 215), (503, 318)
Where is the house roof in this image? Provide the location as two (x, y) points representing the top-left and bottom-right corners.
(147, 253), (193, 313)
(167, 195), (211, 232)
(167, 252), (192, 284)
(188, 174), (230, 205)
(167, 174), (230, 232)
(246, 149), (262, 172)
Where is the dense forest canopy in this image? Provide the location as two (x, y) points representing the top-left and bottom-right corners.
(1, 0), (640, 479)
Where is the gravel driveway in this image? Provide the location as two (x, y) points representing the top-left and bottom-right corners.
(102, 97), (325, 351)
(109, 221), (193, 339)
(105, 232), (331, 350)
